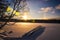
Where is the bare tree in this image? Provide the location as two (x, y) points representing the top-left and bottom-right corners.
(0, 0), (22, 29)
(0, 0), (29, 39)
(0, 0), (23, 40)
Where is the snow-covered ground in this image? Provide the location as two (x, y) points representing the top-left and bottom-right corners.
(0, 23), (60, 40)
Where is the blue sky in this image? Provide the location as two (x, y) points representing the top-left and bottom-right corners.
(27, 0), (60, 19)
(7, 0), (60, 19)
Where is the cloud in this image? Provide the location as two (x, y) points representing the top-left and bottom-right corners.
(51, 11), (55, 14)
(38, 7), (56, 14)
(40, 7), (52, 13)
(40, 0), (50, 2)
(44, 0), (50, 2)
(55, 4), (60, 9)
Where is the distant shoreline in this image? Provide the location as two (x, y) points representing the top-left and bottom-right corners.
(0, 18), (60, 23)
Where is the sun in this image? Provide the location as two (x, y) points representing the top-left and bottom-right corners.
(22, 15), (28, 20)
(21, 11), (32, 20)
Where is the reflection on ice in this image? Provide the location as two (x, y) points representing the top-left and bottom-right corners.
(0, 23), (60, 40)
(1, 25), (45, 40)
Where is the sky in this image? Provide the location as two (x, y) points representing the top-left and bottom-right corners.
(6, 0), (60, 19)
(27, 0), (60, 19)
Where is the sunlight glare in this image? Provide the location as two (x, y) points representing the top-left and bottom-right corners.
(22, 15), (28, 20)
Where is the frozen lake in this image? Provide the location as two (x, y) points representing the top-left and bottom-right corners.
(0, 23), (60, 40)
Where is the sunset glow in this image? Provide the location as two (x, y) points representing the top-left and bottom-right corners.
(22, 15), (28, 20)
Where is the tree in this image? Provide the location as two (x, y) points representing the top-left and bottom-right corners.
(0, 0), (30, 40)
(0, 0), (10, 29)
(0, 0), (22, 29)
(0, 0), (23, 40)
